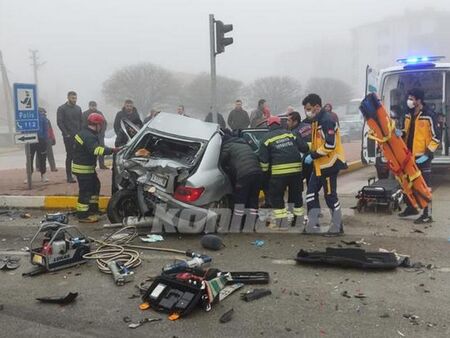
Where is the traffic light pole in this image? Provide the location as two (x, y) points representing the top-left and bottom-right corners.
(209, 14), (217, 113)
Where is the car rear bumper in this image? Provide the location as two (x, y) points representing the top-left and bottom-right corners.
(146, 189), (219, 233)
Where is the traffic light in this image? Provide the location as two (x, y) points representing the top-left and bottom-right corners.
(215, 20), (233, 54)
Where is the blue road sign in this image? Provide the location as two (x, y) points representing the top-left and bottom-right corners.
(13, 83), (39, 132)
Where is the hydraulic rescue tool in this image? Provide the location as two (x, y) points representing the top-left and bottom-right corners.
(162, 251), (212, 275)
(107, 260), (135, 286)
(27, 218), (90, 275)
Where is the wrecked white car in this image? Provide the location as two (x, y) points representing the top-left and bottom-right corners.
(108, 113), (234, 228)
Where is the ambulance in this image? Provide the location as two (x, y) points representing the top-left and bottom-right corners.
(361, 56), (449, 175)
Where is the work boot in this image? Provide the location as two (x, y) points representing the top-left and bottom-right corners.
(302, 224), (322, 235)
(324, 223), (344, 237)
(304, 208), (321, 234)
(267, 218), (289, 231)
(414, 214), (433, 224)
(78, 215), (99, 223)
(398, 207), (419, 217)
(325, 207), (343, 236)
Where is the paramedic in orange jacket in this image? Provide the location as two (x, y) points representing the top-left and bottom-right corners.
(398, 88), (441, 224)
(303, 94), (347, 235)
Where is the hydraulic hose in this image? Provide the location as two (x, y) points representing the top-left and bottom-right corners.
(83, 226), (186, 274)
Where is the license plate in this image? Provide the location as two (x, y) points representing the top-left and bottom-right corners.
(150, 173), (168, 188)
(32, 254), (43, 265)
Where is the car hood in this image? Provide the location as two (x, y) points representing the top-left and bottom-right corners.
(147, 112), (219, 141)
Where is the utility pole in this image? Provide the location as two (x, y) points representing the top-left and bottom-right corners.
(209, 14), (233, 114)
(0, 50), (15, 137)
(29, 49), (45, 89)
(209, 14), (217, 113)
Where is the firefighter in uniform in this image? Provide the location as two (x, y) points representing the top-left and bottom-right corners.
(258, 116), (309, 229)
(302, 94), (347, 235)
(398, 88), (440, 224)
(72, 113), (118, 222)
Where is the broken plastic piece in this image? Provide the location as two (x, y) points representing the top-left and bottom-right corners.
(219, 284), (244, 302)
(140, 234), (164, 243)
(139, 302), (150, 310)
(168, 313), (180, 321)
(252, 240), (265, 247)
(128, 317), (161, 329)
(296, 248), (402, 270)
(219, 308), (234, 323)
(341, 291), (351, 298)
(36, 292), (78, 305)
(227, 271), (270, 284)
(240, 288), (272, 302)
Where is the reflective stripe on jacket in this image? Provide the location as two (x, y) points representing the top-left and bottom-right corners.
(72, 128), (113, 174)
(403, 108), (440, 157)
(258, 126), (308, 176)
(310, 110), (346, 176)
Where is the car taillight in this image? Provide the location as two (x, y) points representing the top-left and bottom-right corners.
(174, 186), (205, 203)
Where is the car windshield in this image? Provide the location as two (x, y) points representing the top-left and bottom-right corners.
(382, 70), (444, 117)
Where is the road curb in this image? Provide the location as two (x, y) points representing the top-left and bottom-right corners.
(2, 162), (365, 210)
(0, 195), (110, 210)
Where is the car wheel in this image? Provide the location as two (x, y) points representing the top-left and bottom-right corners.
(107, 189), (140, 224)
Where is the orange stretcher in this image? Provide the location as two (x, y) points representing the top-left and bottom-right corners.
(359, 93), (431, 209)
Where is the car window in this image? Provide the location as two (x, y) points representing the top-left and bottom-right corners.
(240, 129), (269, 153)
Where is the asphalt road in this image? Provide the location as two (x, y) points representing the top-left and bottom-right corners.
(1, 166), (450, 337)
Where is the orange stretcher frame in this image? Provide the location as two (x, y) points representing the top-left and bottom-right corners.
(360, 93), (431, 209)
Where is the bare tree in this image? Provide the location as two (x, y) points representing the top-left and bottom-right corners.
(304, 78), (353, 106)
(181, 73), (242, 118)
(102, 63), (180, 114)
(246, 76), (302, 114)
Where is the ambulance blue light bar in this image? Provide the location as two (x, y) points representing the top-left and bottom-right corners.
(396, 56), (445, 64)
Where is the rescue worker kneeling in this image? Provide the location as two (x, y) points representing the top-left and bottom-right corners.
(258, 116), (309, 229)
(220, 132), (263, 230)
(302, 94), (347, 236)
(72, 113), (119, 222)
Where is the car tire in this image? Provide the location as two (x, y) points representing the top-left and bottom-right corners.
(107, 189), (140, 224)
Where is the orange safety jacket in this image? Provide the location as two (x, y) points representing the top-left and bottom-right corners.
(403, 107), (440, 157)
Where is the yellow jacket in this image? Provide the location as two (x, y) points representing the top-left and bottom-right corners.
(311, 110), (346, 176)
(403, 108), (440, 157)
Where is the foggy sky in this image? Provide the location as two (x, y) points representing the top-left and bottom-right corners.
(1, 0), (450, 111)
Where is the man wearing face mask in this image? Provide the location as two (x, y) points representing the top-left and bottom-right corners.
(302, 94), (347, 235)
(73, 113), (121, 222)
(398, 88), (440, 224)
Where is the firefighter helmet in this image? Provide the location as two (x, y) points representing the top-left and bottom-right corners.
(267, 116), (281, 126)
(87, 113), (105, 125)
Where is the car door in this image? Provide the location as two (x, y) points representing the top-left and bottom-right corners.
(361, 65), (379, 164)
(239, 128), (269, 154)
(120, 118), (140, 142)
